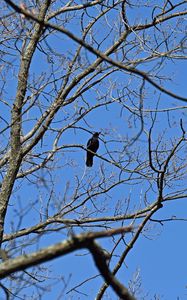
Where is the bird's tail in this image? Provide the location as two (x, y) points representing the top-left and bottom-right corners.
(86, 155), (93, 167)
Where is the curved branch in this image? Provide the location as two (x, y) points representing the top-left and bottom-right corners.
(4, 0), (187, 102)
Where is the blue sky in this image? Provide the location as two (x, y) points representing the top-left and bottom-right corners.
(1, 1), (187, 299)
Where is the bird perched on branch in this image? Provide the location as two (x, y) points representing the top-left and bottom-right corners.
(86, 132), (100, 167)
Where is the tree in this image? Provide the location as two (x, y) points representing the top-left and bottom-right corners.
(0, 0), (187, 299)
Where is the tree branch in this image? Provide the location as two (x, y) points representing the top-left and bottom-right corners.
(0, 227), (135, 300)
(4, 0), (187, 102)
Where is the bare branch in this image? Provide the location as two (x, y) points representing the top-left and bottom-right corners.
(0, 227), (133, 279)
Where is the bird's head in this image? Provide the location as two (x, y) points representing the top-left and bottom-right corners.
(93, 132), (100, 137)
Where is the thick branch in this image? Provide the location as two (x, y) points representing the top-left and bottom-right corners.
(0, 227), (132, 279)
(89, 240), (136, 300)
(0, 0), (51, 246)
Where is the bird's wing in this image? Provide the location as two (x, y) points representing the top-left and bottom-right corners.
(95, 140), (99, 151)
(87, 138), (92, 148)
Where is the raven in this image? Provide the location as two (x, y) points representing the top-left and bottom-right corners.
(86, 132), (100, 167)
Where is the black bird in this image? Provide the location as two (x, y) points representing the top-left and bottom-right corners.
(86, 132), (100, 167)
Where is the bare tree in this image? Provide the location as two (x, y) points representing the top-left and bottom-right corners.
(0, 0), (187, 299)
